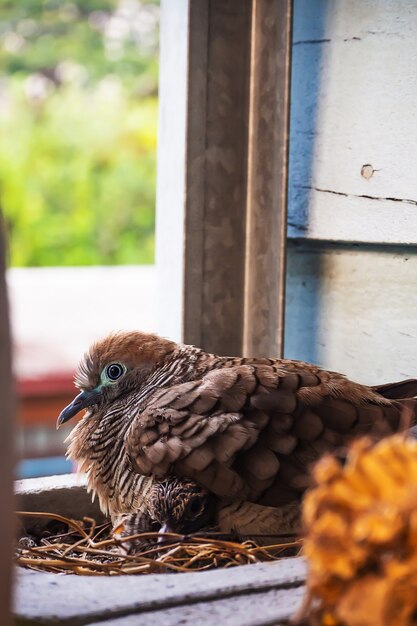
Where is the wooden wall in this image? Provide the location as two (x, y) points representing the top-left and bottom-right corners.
(156, 0), (417, 384)
(285, 0), (417, 382)
(285, 241), (417, 383)
(289, 0), (417, 244)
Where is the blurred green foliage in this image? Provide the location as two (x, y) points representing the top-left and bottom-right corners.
(0, 0), (159, 266)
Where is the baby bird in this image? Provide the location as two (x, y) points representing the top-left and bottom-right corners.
(114, 475), (300, 550)
(147, 477), (216, 536)
(57, 330), (417, 543)
(111, 477), (216, 551)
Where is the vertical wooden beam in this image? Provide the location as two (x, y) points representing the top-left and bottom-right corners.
(181, 1), (208, 349)
(183, 0), (252, 356)
(0, 218), (14, 626)
(244, 0), (293, 357)
(183, 0), (292, 357)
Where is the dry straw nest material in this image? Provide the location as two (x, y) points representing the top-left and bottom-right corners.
(301, 434), (417, 626)
(15, 511), (301, 575)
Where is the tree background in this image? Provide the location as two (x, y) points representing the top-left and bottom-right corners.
(0, 0), (159, 266)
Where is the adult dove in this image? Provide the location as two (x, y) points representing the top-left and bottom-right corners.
(57, 331), (417, 541)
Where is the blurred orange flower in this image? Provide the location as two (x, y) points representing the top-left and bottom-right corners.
(302, 435), (417, 626)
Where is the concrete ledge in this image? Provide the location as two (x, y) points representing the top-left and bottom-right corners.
(90, 587), (305, 626)
(15, 560), (306, 626)
(15, 473), (104, 534)
(14, 474), (307, 626)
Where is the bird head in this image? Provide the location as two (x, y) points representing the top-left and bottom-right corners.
(147, 477), (217, 536)
(57, 331), (177, 428)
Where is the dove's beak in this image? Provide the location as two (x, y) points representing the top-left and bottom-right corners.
(56, 389), (101, 429)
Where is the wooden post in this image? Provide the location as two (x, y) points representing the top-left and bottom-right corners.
(183, 0), (293, 357)
(244, 0), (293, 357)
(0, 217), (14, 626)
(183, 0), (252, 356)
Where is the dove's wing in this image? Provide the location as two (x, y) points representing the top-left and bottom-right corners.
(126, 362), (416, 504)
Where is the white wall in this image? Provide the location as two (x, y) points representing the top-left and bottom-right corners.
(155, 0), (189, 342)
(7, 266), (156, 378)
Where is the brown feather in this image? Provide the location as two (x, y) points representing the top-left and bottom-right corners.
(269, 413), (293, 434)
(372, 379), (417, 399)
(251, 389), (297, 413)
(243, 444), (280, 480)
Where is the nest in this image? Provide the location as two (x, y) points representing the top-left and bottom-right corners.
(15, 511), (301, 575)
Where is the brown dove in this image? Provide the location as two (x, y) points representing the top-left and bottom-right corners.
(57, 331), (417, 542)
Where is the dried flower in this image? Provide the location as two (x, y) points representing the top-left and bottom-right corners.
(302, 435), (417, 626)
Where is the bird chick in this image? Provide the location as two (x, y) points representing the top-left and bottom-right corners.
(111, 476), (216, 553)
(147, 477), (216, 536)
(114, 475), (301, 550)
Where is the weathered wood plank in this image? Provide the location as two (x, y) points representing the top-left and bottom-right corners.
(244, 0), (293, 357)
(285, 240), (417, 383)
(183, 0), (252, 355)
(289, 0), (417, 243)
(183, 0), (292, 357)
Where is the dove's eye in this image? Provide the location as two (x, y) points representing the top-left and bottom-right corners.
(103, 363), (126, 383)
